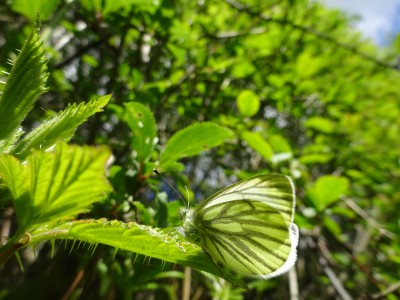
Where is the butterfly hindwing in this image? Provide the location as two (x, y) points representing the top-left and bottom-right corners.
(185, 174), (298, 278)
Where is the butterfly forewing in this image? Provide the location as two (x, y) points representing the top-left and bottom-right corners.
(190, 174), (298, 278)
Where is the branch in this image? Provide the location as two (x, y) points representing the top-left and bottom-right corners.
(319, 256), (352, 300)
(0, 232), (31, 266)
(224, 0), (399, 71)
(372, 281), (400, 299)
(343, 197), (396, 240)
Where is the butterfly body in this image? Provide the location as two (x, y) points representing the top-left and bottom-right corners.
(181, 174), (299, 279)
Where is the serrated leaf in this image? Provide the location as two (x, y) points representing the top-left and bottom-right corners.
(0, 154), (31, 222)
(237, 90), (260, 117)
(0, 144), (112, 229)
(0, 128), (24, 154)
(241, 131), (273, 161)
(11, 95), (110, 158)
(0, 24), (48, 140)
(29, 219), (245, 287)
(307, 175), (349, 211)
(160, 123), (233, 167)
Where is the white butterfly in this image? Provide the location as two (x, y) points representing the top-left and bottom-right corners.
(180, 174), (299, 278)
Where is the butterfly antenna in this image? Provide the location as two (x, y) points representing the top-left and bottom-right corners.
(153, 169), (187, 206)
(184, 185), (190, 210)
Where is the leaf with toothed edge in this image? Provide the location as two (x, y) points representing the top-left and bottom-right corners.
(28, 219), (246, 287)
(0, 22), (48, 140)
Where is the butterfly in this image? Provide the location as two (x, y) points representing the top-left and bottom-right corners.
(180, 173), (299, 279)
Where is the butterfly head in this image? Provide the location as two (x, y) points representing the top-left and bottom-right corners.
(179, 207), (202, 243)
(179, 207), (193, 230)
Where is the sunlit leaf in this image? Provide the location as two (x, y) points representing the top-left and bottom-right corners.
(0, 144), (112, 229)
(11, 0), (61, 21)
(237, 90), (260, 117)
(307, 175), (349, 211)
(123, 102), (157, 164)
(241, 131), (273, 161)
(305, 117), (335, 134)
(29, 219), (245, 287)
(0, 24), (48, 140)
(11, 95), (110, 158)
(160, 123), (233, 168)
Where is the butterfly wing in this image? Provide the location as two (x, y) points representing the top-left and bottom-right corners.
(191, 174), (298, 278)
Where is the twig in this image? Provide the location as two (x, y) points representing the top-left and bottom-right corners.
(343, 197), (396, 240)
(319, 256), (353, 300)
(223, 0), (399, 71)
(372, 281), (400, 299)
(288, 267), (299, 300)
(61, 269), (85, 300)
(182, 267), (191, 300)
(0, 207), (13, 246)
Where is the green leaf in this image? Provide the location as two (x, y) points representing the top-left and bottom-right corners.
(0, 144), (112, 229)
(79, 0), (102, 12)
(0, 24), (48, 140)
(237, 90), (260, 117)
(0, 154), (31, 223)
(11, 0), (61, 21)
(305, 117), (335, 134)
(241, 131), (273, 161)
(299, 153), (333, 164)
(0, 128), (24, 154)
(11, 95), (110, 158)
(103, 0), (160, 15)
(28, 219), (245, 287)
(307, 175), (349, 211)
(295, 51), (323, 78)
(132, 201), (153, 226)
(269, 134), (292, 153)
(231, 60), (256, 78)
(160, 123), (233, 168)
(123, 102), (157, 164)
(82, 54), (99, 68)
(323, 215), (344, 241)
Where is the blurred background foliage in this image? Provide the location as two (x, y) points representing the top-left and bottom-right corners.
(1, 0), (400, 299)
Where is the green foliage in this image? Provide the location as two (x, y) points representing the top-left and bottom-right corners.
(307, 175), (349, 211)
(11, 95), (111, 158)
(241, 131), (273, 162)
(1, 0), (400, 299)
(0, 144), (112, 229)
(305, 116), (335, 134)
(28, 219), (242, 286)
(10, 0), (61, 22)
(0, 23), (243, 294)
(0, 20), (48, 140)
(0, 25), (115, 277)
(112, 101), (156, 165)
(237, 90), (260, 117)
(159, 122), (234, 171)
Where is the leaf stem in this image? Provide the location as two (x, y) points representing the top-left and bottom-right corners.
(0, 232), (31, 266)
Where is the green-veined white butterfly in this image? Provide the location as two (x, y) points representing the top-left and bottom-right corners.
(180, 173), (299, 279)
